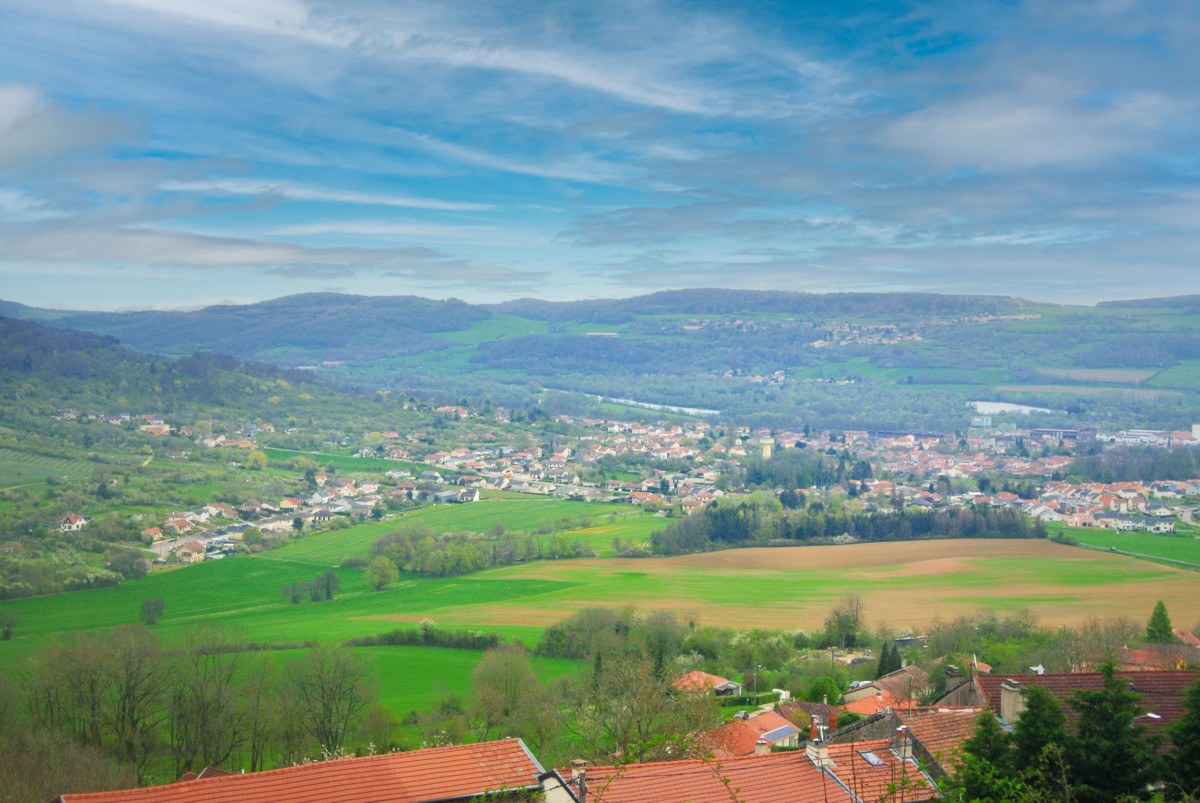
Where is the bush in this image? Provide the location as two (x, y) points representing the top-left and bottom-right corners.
(345, 627), (502, 651)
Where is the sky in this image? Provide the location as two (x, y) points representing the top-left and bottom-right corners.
(1, 0), (1198, 310)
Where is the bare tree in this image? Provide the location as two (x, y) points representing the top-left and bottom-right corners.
(283, 645), (374, 754)
(168, 626), (247, 776)
(105, 626), (169, 782)
(26, 632), (113, 749)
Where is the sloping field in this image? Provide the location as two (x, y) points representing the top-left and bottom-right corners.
(360, 539), (1200, 632)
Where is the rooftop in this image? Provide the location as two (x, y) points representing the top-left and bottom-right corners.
(56, 738), (544, 803)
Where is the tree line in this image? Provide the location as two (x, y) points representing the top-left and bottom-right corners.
(370, 521), (594, 578)
(0, 624), (377, 800)
(649, 494), (1045, 555)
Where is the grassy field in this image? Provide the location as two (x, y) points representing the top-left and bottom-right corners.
(3, 534), (1198, 723)
(1048, 525), (1200, 567)
(275, 500), (657, 565)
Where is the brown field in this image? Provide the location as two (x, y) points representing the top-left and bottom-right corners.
(1037, 368), (1158, 384)
(363, 539), (1200, 633)
(996, 384), (1182, 398)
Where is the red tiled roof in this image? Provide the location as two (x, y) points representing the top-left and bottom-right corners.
(896, 707), (987, 766)
(673, 670), (738, 694)
(840, 688), (916, 716)
(56, 738), (543, 803)
(584, 749), (855, 803)
(975, 670), (1200, 746)
(705, 710), (797, 757)
(825, 739), (937, 803)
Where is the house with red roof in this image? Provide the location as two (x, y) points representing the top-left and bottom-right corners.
(179, 541), (206, 564)
(935, 668), (1200, 749)
(55, 738), (551, 803)
(672, 670), (742, 696)
(569, 733), (934, 803)
(60, 513), (90, 532)
(704, 709), (802, 757)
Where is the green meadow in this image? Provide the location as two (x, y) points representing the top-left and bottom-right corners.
(1050, 525), (1200, 567)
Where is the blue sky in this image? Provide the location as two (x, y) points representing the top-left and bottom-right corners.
(1, 0), (1198, 309)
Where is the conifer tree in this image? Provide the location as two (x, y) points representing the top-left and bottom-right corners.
(1011, 684), (1068, 793)
(1068, 662), (1160, 803)
(1170, 678), (1200, 797)
(1145, 600), (1177, 644)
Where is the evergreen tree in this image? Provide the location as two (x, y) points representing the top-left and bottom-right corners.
(875, 642), (902, 679)
(1068, 662), (1160, 803)
(1011, 684), (1068, 793)
(1145, 600), (1177, 644)
(963, 710), (1012, 768)
(1170, 678), (1200, 797)
(951, 713), (1017, 803)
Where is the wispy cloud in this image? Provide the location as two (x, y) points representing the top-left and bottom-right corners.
(159, 178), (493, 211)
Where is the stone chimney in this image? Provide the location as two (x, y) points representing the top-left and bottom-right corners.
(893, 726), (913, 761)
(806, 741), (833, 769)
(570, 759), (588, 803)
(1000, 679), (1025, 726)
(755, 738), (771, 755)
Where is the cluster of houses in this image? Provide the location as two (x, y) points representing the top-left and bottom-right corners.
(1021, 479), (1200, 531)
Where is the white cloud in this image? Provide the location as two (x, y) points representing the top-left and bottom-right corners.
(159, 178), (494, 211)
(0, 83), (129, 168)
(881, 78), (1179, 171)
(0, 224), (542, 286)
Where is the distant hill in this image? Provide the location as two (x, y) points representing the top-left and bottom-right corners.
(490, 289), (1029, 322)
(1098, 295), (1200, 312)
(27, 293), (491, 365)
(0, 315), (361, 422)
(3, 290), (1199, 432)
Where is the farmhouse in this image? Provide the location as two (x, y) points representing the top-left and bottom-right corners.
(59, 513), (90, 532)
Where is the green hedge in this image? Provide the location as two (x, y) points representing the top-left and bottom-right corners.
(717, 691), (781, 708)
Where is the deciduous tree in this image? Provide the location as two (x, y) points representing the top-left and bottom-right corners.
(283, 645), (374, 754)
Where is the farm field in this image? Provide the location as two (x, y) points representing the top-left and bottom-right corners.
(4, 538), (1198, 656)
(3, 535), (1199, 730)
(0, 446), (97, 488)
(355, 539), (1200, 633)
(275, 499), (656, 565)
(1054, 527), (1200, 567)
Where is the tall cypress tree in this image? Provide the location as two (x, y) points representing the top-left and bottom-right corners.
(1145, 600), (1177, 644)
(875, 642), (902, 679)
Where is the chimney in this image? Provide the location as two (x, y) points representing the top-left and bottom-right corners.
(755, 738), (771, 755)
(828, 710), (838, 731)
(893, 726), (913, 761)
(999, 679), (1025, 726)
(806, 740), (833, 769)
(570, 759), (588, 803)
(810, 720), (819, 740)
(944, 665), (962, 680)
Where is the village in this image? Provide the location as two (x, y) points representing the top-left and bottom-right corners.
(49, 401), (1200, 567)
